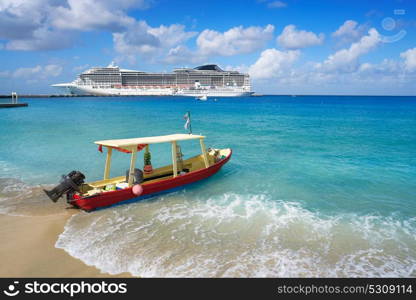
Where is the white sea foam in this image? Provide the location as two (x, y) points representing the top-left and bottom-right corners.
(0, 178), (67, 216)
(55, 192), (416, 277)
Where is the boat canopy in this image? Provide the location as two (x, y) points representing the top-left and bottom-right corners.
(95, 134), (206, 149)
(96, 133), (209, 185)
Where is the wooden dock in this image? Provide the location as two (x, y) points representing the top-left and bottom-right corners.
(0, 92), (28, 108)
(0, 103), (28, 108)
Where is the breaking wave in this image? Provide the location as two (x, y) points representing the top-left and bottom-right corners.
(0, 178), (68, 216)
(55, 192), (416, 277)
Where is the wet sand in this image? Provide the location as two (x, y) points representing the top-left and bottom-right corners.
(0, 212), (131, 277)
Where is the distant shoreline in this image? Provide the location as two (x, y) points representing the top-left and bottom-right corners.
(0, 94), (414, 98)
(0, 94), (91, 98)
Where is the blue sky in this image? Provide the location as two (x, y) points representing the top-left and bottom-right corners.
(1, 0), (415, 95)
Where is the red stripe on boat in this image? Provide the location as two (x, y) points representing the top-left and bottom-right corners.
(71, 150), (232, 211)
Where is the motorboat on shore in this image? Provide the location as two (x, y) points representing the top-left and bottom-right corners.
(44, 134), (232, 211)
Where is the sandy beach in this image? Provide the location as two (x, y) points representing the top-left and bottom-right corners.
(0, 212), (131, 277)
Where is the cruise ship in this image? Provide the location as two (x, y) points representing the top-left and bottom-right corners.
(53, 63), (253, 97)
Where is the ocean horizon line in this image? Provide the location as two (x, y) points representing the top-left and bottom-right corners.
(0, 94), (415, 98)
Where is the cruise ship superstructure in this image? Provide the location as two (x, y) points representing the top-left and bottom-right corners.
(53, 63), (253, 97)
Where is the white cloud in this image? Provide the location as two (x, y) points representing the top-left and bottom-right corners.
(224, 64), (250, 73)
(0, 0), (74, 50)
(12, 64), (62, 79)
(148, 24), (197, 48)
(117, 24), (274, 65)
(164, 46), (205, 64)
(0, 0), (149, 51)
(243, 28), (416, 95)
(332, 20), (367, 46)
(196, 25), (274, 56)
(356, 59), (400, 77)
(318, 28), (380, 72)
(0, 0), (50, 40)
(113, 21), (161, 58)
(44, 64), (63, 77)
(248, 57), (412, 95)
(5, 27), (75, 51)
(277, 25), (324, 49)
(248, 48), (299, 79)
(51, 0), (141, 31)
(113, 21), (197, 64)
(268, 1), (287, 8)
(12, 66), (42, 78)
(333, 20), (359, 38)
(245, 37), (416, 95)
(400, 48), (416, 72)
(73, 64), (90, 72)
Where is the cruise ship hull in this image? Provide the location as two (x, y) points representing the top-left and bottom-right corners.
(176, 90), (253, 97)
(61, 85), (175, 96)
(55, 85), (252, 97)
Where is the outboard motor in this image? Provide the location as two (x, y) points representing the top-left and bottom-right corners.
(44, 171), (85, 202)
(126, 168), (144, 184)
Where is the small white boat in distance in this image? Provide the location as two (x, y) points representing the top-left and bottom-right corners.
(197, 95), (208, 101)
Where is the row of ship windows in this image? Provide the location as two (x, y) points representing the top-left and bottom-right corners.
(82, 81), (246, 86)
(81, 79), (246, 84)
(80, 75), (246, 81)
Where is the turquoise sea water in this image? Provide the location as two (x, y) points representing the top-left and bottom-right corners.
(1, 96), (415, 277)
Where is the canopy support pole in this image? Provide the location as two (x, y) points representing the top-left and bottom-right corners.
(103, 147), (112, 180)
(128, 147), (138, 187)
(200, 138), (209, 168)
(172, 141), (178, 177)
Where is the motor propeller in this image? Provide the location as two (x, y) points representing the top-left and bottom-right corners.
(44, 171), (85, 202)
